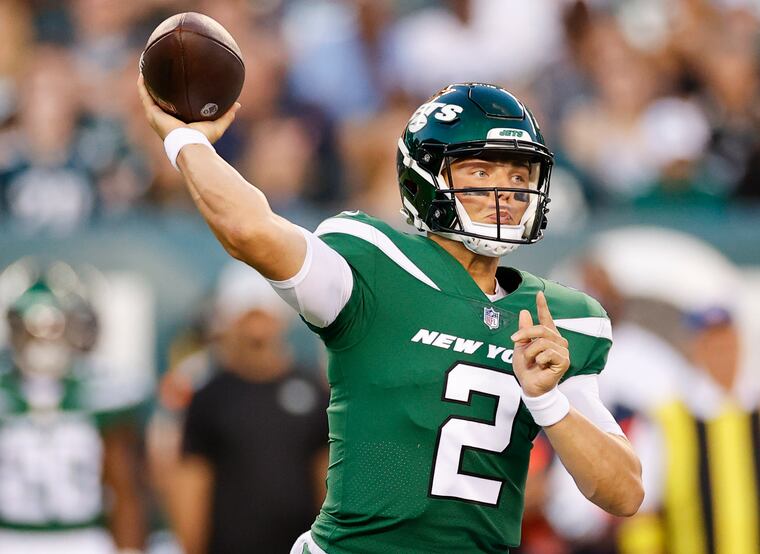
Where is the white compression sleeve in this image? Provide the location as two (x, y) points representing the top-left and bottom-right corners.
(267, 227), (354, 328)
(559, 374), (625, 436)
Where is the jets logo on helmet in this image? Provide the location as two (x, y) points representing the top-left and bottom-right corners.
(408, 102), (464, 132)
(397, 83), (554, 257)
(487, 128), (529, 140)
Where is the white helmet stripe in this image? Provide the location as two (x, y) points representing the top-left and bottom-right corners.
(398, 137), (436, 186)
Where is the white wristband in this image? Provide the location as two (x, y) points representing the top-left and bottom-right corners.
(521, 387), (570, 427)
(163, 128), (214, 171)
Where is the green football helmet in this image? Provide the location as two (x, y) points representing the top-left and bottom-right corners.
(4, 261), (99, 377)
(397, 83), (554, 257)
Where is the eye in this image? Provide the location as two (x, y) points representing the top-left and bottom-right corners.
(473, 169), (489, 178)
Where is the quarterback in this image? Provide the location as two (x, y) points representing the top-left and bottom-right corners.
(139, 78), (643, 553)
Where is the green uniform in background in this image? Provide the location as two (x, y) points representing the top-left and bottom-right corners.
(0, 356), (139, 532)
(308, 212), (612, 553)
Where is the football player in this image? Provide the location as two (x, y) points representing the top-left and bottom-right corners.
(139, 78), (643, 553)
(0, 268), (145, 554)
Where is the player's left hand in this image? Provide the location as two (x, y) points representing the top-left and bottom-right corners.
(511, 291), (570, 397)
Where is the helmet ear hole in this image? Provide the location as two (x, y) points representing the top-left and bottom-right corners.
(403, 179), (418, 197)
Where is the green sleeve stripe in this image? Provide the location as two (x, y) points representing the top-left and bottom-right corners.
(315, 217), (440, 291)
(555, 317), (612, 340)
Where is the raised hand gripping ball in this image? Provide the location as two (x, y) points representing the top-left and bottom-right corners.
(140, 12), (245, 123)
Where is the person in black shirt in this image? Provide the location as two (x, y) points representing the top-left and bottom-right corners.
(166, 262), (328, 554)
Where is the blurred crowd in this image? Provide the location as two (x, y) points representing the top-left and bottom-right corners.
(1, 0), (760, 235)
(1, 0), (760, 553)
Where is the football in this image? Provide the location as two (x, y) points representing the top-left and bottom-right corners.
(139, 12), (245, 123)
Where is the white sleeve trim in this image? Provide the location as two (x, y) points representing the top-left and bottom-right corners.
(555, 317), (612, 340)
(267, 227), (354, 328)
(559, 374), (624, 436)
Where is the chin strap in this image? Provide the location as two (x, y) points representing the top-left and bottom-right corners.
(430, 229), (519, 258)
(461, 234), (519, 257)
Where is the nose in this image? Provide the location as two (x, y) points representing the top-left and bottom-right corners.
(496, 189), (517, 204)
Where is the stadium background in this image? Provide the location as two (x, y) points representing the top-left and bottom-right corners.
(1, 0), (759, 553)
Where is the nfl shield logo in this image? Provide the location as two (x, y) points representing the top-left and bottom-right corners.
(483, 307), (500, 330)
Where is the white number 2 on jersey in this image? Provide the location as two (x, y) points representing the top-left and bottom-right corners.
(430, 363), (522, 506)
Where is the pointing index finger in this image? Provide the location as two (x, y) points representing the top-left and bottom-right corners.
(536, 291), (558, 331)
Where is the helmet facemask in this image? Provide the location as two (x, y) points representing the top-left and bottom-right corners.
(400, 140), (552, 257)
(8, 301), (73, 379)
(437, 148), (550, 256)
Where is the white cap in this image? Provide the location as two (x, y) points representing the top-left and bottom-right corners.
(211, 261), (293, 332)
(641, 97), (710, 169)
(587, 227), (740, 313)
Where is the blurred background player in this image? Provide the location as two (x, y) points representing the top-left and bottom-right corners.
(618, 305), (760, 554)
(0, 262), (145, 554)
(148, 261), (328, 554)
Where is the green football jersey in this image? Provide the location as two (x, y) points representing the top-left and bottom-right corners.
(0, 356), (139, 531)
(306, 212), (612, 553)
